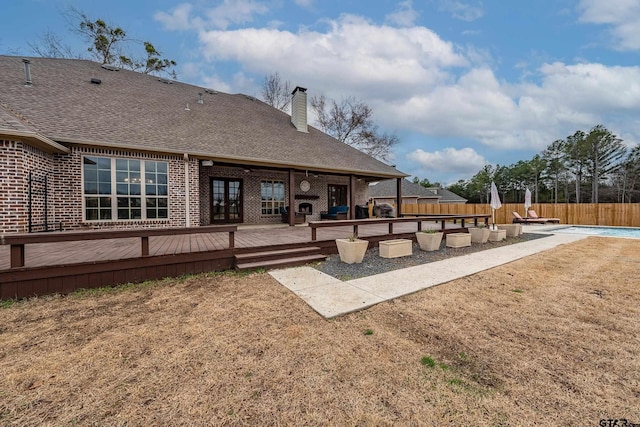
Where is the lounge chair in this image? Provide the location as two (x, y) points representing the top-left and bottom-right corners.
(512, 211), (547, 224)
(527, 210), (560, 224)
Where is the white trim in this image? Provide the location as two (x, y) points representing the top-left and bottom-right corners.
(81, 155), (169, 222)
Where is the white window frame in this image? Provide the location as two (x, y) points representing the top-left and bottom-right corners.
(260, 180), (285, 216)
(82, 155), (169, 222)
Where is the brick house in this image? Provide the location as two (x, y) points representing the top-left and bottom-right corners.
(0, 56), (407, 233)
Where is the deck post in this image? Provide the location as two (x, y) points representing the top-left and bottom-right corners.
(229, 230), (235, 248)
(353, 224), (359, 236)
(312, 227), (317, 241)
(350, 175), (357, 220)
(417, 221), (422, 232)
(141, 236), (150, 257)
(395, 177), (402, 218)
(461, 219), (465, 228)
(288, 169), (296, 226)
(10, 244), (25, 268)
(388, 222), (393, 234)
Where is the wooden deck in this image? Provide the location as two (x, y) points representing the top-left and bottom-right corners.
(0, 218), (474, 300)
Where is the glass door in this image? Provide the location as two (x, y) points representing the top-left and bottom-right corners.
(327, 184), (348, 207)
(211, 178), (243, 223)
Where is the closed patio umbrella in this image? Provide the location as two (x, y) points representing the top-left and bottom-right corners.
(490, 182), (502, 229)
(524, 188), (532, 217)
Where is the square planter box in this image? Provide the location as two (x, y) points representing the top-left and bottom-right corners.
(379, 239), (412, 258)
(488, 229), (507, 241)
(497, 224), (521, 237)
(415, 231), (443, 251)
(446, 233), (471, 248)
(469, 227), (490, 243)
(336, 238), (369, 264)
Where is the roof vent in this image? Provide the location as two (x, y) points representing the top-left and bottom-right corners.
(22, 59), (32, 86)
(204, 88), (218, 95)
(90, 78), (102, 85)
(158, 78), (173, 84)
(246, 95), (256, 101)
(197, 93), (204, 104)
(101, 64), (120, 71)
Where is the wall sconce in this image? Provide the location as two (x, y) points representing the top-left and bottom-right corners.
(201, 160), (214, 167)
(243, 168), (252, 173)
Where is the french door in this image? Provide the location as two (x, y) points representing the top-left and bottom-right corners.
(327, 184), (348, 207)
(210, 178), (243, 223)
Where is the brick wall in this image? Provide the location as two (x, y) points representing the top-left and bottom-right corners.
(3, 138), (375, 232)
(0, 140), (55, 233)
(2, 141), (201, 232)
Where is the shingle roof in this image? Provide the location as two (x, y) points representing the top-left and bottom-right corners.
(427, 187), (468, 203)
(0, 56), (406, 179)
(368, 178), (467, 203)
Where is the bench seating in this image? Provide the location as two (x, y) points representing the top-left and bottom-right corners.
(320, 205), (349, 220)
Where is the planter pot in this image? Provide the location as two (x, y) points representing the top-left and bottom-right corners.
(336, 238), (369, 264)
(415, 232), (443, 251)
(469, 227), (490, 243)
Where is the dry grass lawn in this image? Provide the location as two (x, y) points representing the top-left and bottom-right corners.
(1, 237), (639, 426)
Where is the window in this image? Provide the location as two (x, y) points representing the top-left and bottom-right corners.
(261, 180), (285, 215)
(83, 156), (168, 221)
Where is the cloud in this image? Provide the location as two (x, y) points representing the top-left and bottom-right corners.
(155, 0), (270, 31)
(197, 14), (467, 101)
(438, 0), (484, 22)
(577, 0), (640, 50)
(205, 0), (270, 30)
(293, 0), (315, 8)
(386, 0), (419, 27)
(172, 6), (640, 163)
(407, 147), (487, 175)
(154, 3), (196, 31)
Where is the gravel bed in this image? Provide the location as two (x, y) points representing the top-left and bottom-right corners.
(314, 232), (550, 281)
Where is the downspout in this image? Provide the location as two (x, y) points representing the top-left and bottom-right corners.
(184, 153), (190, 227)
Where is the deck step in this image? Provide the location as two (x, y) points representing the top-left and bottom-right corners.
(235, 246), (323, 264)
(235, 254), (327, 271)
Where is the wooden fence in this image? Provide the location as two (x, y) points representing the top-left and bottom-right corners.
(401, 203), (640, 227)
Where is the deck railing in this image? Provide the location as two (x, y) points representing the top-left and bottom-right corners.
(308, 214), (490, 241)
(1, 225), (237, 269)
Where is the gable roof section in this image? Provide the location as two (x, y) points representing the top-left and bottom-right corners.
(369, 178), (439, 199)
(0, 56), (406, 179)
(369, 178), (467, 203)
(428, 187), (468, 203)
(0, 104), (69, 153)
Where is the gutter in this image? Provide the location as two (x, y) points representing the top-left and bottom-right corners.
(51, 136), (409, 179)
(0, 129), (70, 154)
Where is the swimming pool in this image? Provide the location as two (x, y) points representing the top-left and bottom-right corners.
(551, 225), (640, 239)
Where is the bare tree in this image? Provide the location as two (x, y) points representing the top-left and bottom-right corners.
(27, 31), (78, 58)
(310, 94), (398, 163)
(28, 6), (177, 77)
(261, 72), (291, 112)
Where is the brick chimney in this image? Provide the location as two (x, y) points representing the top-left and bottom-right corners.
(291, 86), (308, 133)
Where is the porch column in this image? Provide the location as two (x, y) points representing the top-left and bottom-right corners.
(350, 174), (357, 220)
(288, 169), (296, 226)
(396, 177), (403, 217)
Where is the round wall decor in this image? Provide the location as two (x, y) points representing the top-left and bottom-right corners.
(299, 180), (311, 192)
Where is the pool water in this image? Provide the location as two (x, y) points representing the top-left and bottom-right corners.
(552, 226), (640, 239)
